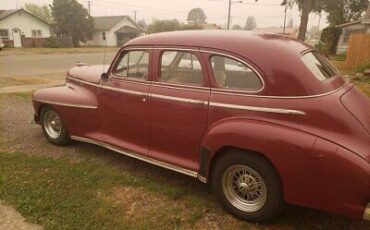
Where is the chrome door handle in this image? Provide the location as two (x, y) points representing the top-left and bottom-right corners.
(142, 98), (146, 102)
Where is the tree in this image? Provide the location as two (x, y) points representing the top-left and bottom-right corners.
(147, 19), (179, 33)
(137, 19), (147, 30)
(232, 24), (242, 30)
(24, 3), (53, 24)
(244, 16), (257, 31)
(321, 0), (369, 26)
(187, 8), (207, 25)
(281, 0), (321, 41)
(51, 0), (94, 47)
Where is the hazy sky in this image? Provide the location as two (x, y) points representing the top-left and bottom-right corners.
(0, 0), (327, 29)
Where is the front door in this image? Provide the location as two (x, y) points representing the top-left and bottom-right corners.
(12, 28), (21, 47)
(101, 49), (152, 155)
(149, 49), (210, 171)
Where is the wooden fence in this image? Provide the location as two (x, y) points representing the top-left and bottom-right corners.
(346, 34), (370, 68)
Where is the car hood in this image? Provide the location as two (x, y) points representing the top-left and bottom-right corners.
(68, 64), (110, 84)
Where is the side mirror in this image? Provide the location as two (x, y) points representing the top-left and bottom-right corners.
(101, 73), (109, 81)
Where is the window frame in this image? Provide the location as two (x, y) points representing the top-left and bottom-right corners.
(208, 53), (265, 93)
(158, 49), (206, 87)
(301, 50), (339, 82)
(111, 49), (151, 82)
(0, 29), (9, 40)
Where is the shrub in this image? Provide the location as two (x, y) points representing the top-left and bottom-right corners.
(320, 26), (342, 56)
(46, 36), (62, 48)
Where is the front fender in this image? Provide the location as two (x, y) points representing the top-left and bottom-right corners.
(32, 83), (100, 138)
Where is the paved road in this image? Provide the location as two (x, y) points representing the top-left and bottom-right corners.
(0, 52), (116, 78)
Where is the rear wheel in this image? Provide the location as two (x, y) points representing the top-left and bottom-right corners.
(212, 150), (284, 222)
(41, 107), (70, 145)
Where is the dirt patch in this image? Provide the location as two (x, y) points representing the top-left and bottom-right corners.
(0, 201), (42, 230)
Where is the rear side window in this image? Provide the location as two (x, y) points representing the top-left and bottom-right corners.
(160, 51), (204, 86)
(210, 55), (263, 91)
(302, 51), (338, 81)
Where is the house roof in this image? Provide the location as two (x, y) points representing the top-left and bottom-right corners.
(0, 8), (50, 25)
(93, 15), (142, 31)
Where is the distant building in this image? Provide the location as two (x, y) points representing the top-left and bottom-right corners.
(89, 15), (143, 47)
(253, 27), (297, 38)
(0, 8), (51, 47)
(336, 5), (370, 54)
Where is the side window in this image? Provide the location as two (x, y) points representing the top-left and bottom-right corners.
(112, 50), (149, 81)
(210, 55), (263, 91)
(160, 51), (204, 86)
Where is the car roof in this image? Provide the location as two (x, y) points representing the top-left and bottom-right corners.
(125, 31), (342, 96)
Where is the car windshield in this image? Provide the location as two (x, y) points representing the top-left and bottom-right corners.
(302, 51), (339, 81)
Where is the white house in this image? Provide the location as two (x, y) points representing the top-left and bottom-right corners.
(89, 15), (143, 47)
(0, 8), (51, 47)
(336, 4), (370, 54)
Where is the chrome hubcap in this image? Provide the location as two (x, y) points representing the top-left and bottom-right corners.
(43, 110), (62, 139)
(222, 165), (267, 212)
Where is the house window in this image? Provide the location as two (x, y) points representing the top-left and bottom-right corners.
(0, 29), (9, 40)
(31, 30), (42, 38)
(102, 32), (106, 40)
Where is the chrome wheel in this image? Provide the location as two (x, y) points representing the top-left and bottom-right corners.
(222, 165), (267, 212)
(43, 110), (62, 139)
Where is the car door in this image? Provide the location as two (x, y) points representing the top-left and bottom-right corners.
(149, 48), (211, 171)
(100, 48), (152, 156)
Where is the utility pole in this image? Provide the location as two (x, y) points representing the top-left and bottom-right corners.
(227, 0), (232, 30)
(283, 4), (288, 34)
(87, 1), (92, 15)
(134, 10), (137, 23)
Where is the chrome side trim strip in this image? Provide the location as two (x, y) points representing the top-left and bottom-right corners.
(102, 85), (146, 96)
(211, 84), (348, 99)
(34, 99), (98, 109)
(71, 136), (203, 181)
(68, 77), (100, 87)
(210, 102), (306, 115)
(150, 93), (208, 105)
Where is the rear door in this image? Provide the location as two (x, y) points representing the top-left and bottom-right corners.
(149, 48), (211, 171)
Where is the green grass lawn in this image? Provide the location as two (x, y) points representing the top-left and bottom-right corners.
(0, 152), (210, 230)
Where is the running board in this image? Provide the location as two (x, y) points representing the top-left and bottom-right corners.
(71, 136), (207, 183)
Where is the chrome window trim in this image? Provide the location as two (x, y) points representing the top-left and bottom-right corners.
(34, 99), (98, 109)
(150, 93), (208, 105)
(210, 102), (306, 115)
(201, 49), (265, 94)
(70, 136), (204, 181)
(102, 85), (146, 96)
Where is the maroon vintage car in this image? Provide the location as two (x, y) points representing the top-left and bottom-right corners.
(32, 31), (370, 222)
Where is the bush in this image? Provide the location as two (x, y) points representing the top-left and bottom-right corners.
(46, 36), (62, 48)
(319, 26), (342, 56)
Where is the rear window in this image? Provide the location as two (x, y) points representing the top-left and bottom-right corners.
(302, 51), (339, 81)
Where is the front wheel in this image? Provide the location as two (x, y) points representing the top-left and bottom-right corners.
(41, 107), (70, 146)
(212, 150), (284, 222)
